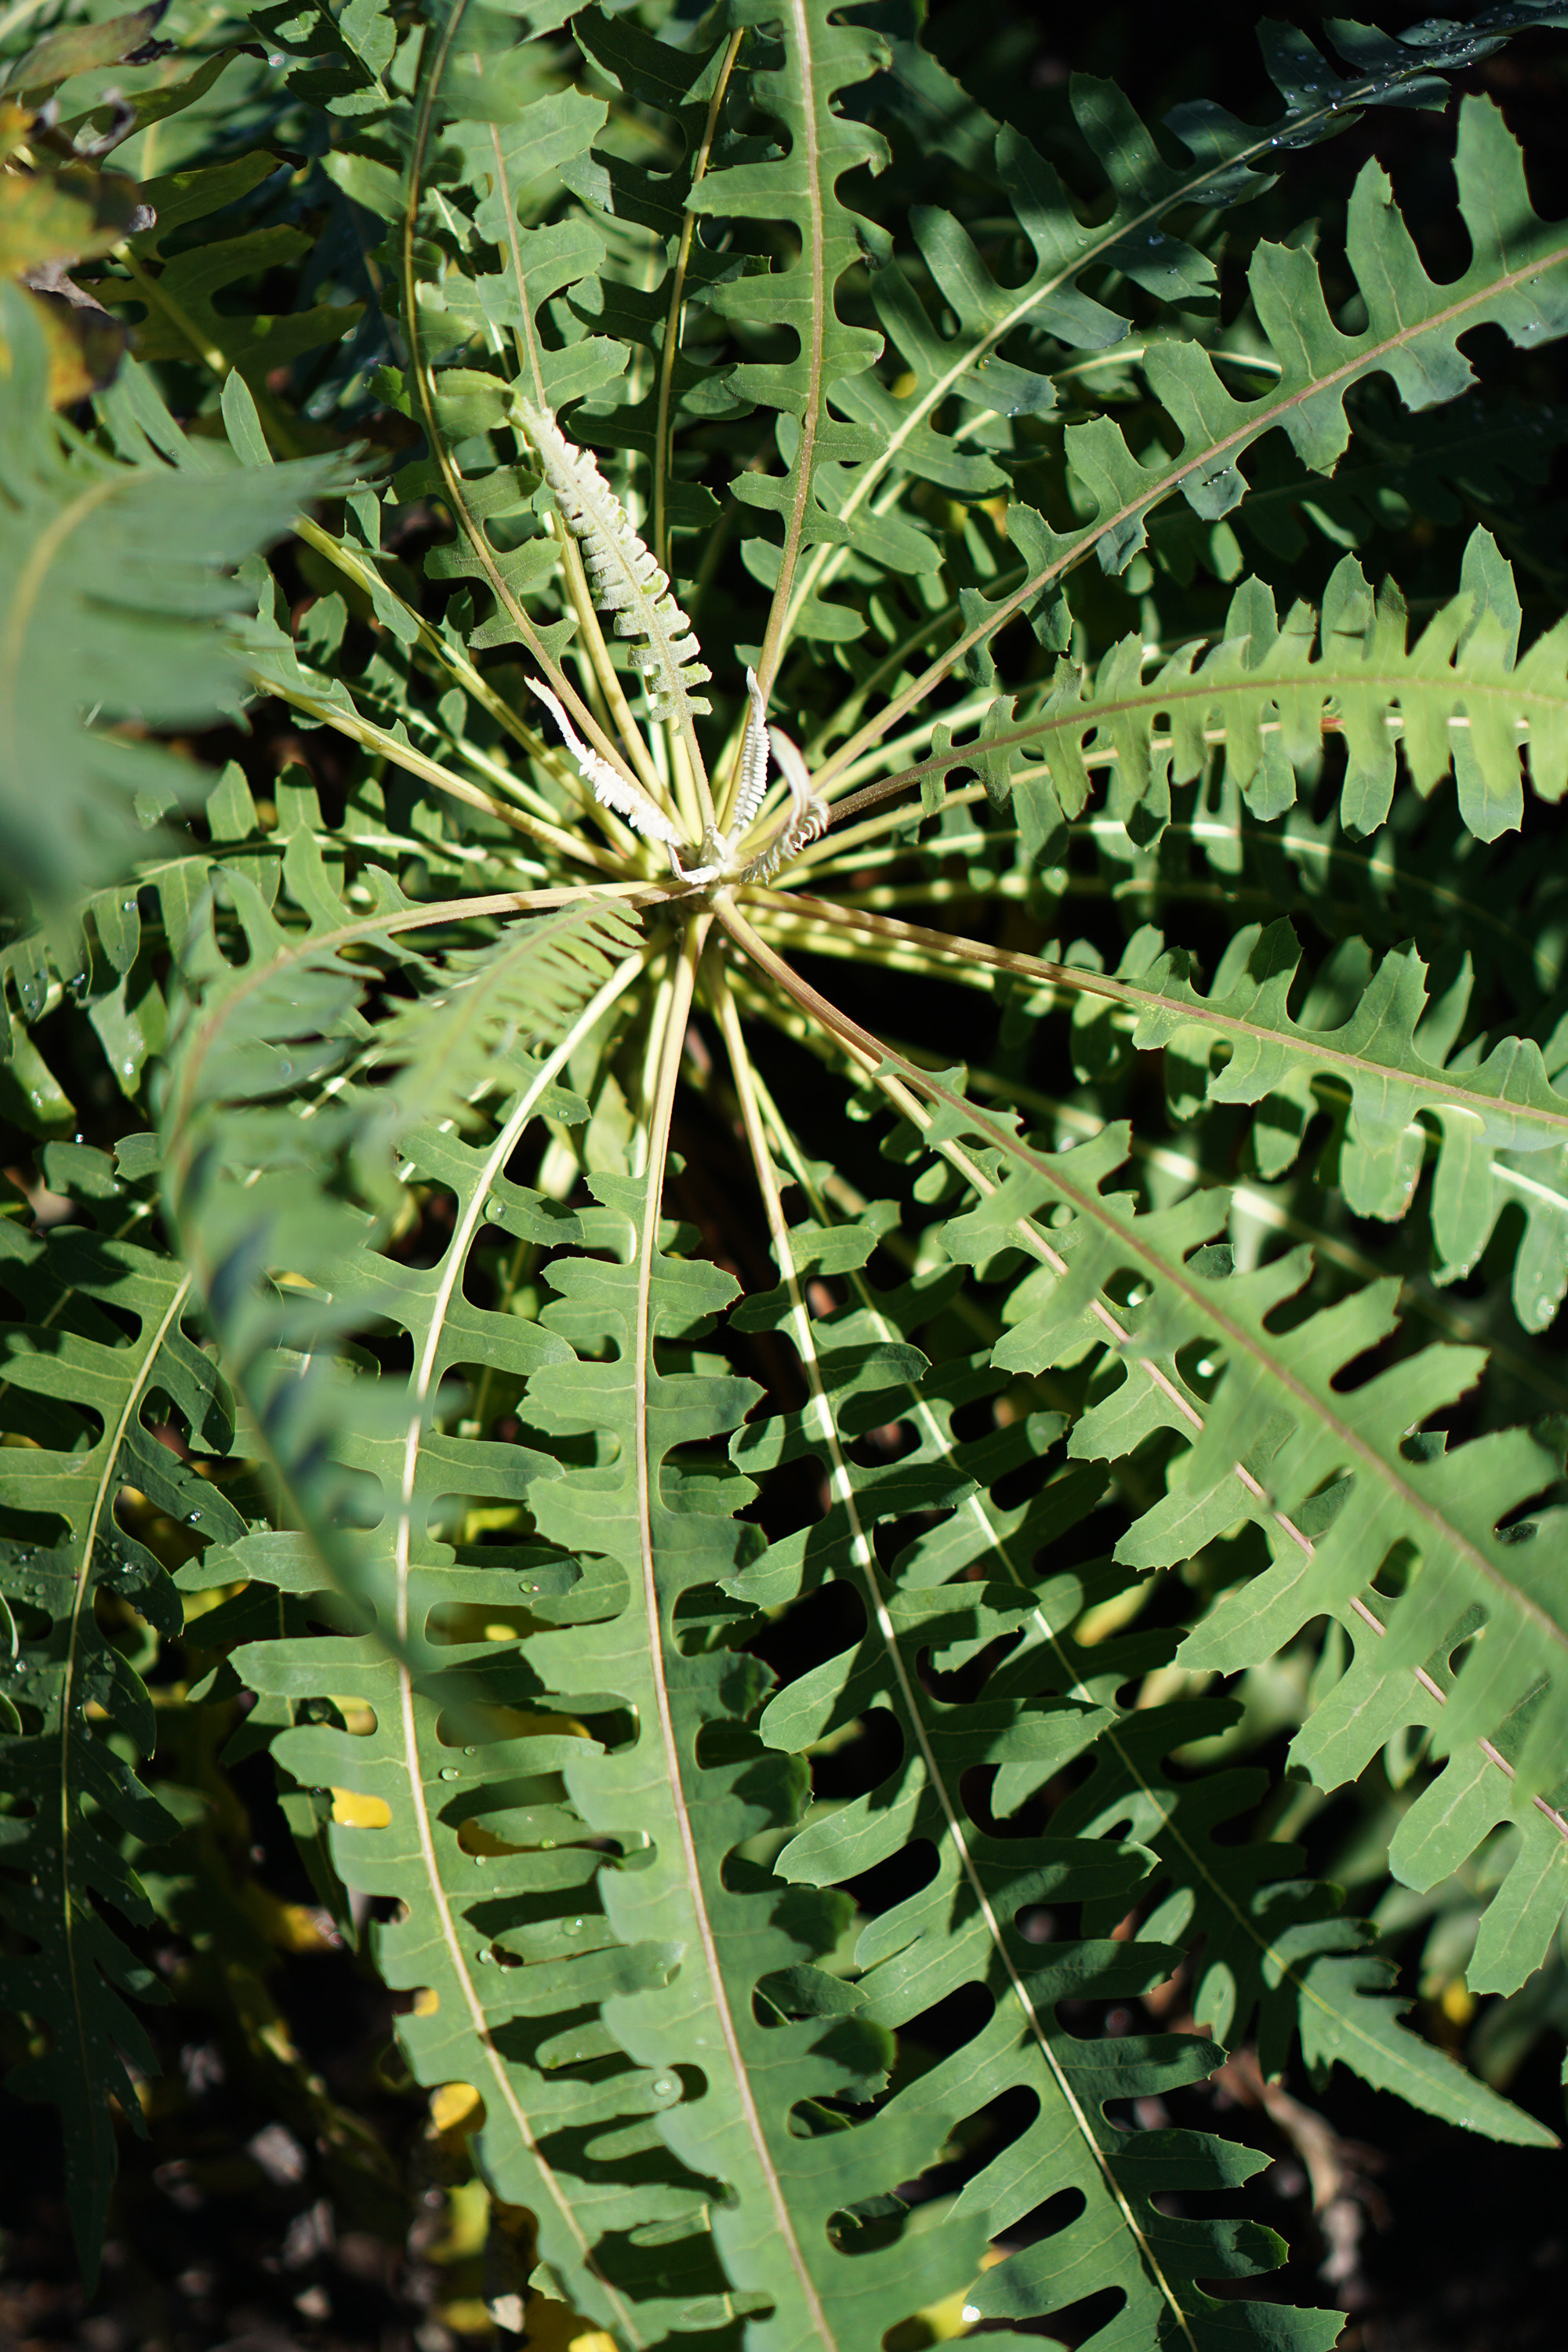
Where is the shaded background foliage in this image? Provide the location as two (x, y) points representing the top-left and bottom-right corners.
(4, 0), (1568, 2347)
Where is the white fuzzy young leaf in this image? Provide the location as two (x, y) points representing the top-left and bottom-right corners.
(514, 397), (713, 726)
(741, 724), (829, 880)
(731, 667), (772, 837)
(527, 676), (684, 848)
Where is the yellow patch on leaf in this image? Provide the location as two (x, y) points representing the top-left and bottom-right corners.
(430, 2080), (483, 2136)
(511, 2299), (616, 2352)
(331, 1787), (390, 1827)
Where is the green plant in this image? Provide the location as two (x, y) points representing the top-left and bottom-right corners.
(5, 0), (1568, 2343)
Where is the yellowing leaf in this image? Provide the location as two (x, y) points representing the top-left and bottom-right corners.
(430, 2178), (490, 2264)
(12, 3), (169, 95)
(0, 164), (146, 280)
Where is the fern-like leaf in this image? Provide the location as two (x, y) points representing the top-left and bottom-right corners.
(916, 536), (1562, 850)
(721, 909), (1568, 1994)
(714, 978), (1555, 2143)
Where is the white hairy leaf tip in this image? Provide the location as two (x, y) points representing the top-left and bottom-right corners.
(512, 397), (713, 724)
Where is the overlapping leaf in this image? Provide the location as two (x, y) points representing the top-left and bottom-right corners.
(781, 6), (1568, 669)
(717, 1091), (1363, 2344)
(764, 886), (1568, 1330)
(920, 1087), (1568, 1994)
(0, 298), (349, 900)
(712, 1041), (1553, 2150)
(814, 94), (1568, 794)
(0, 1138), (247, 2279)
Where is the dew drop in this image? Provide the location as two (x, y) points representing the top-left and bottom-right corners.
(278, 1057), (293, 1080)
(476, 1947), (493, 1963)
(651, 2074), (676, 2099)
(539, 1838), (556, 1849)
(186, 1512), (202, 1526)
(439, 1766), (461, 1780)
(464, 1746), (477, 1756)
(561, 1917), (583, 1935)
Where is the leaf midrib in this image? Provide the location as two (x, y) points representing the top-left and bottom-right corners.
(634, 923), (841, 2347)
(56, 1269), (191, 2191)
(713, 969), (1207, 2350)
(768, 891), (1568, 1144)
(752, 0), (831, 703)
